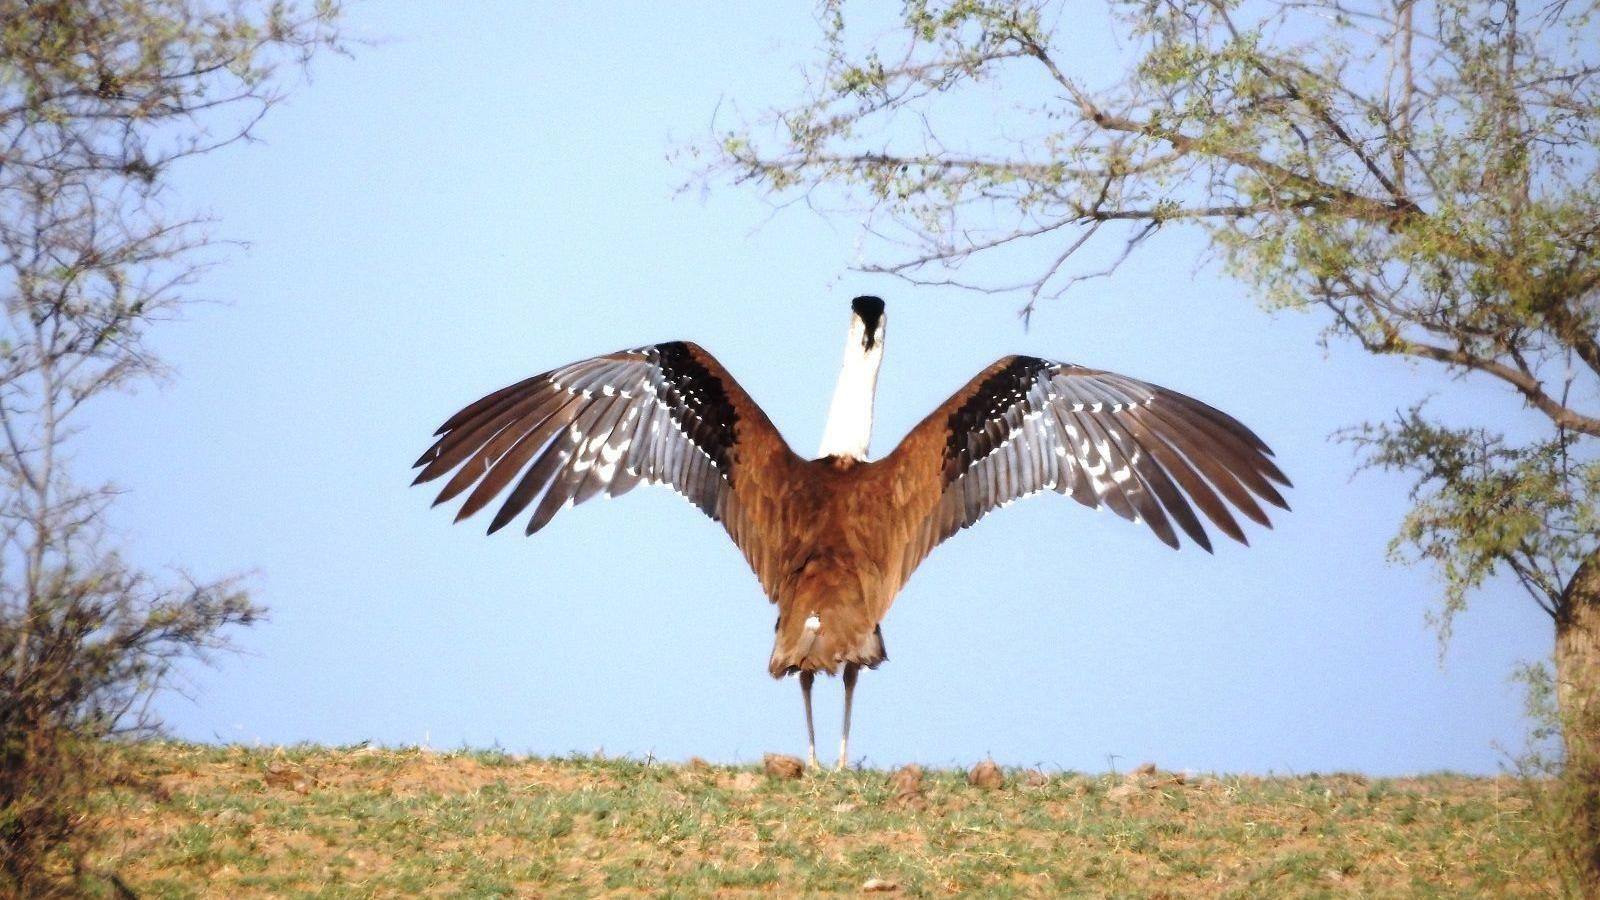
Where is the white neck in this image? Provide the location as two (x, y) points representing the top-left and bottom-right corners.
(817, 315), (883, 460)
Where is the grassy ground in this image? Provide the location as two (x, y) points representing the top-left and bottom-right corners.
(85, 742), (1556, 897)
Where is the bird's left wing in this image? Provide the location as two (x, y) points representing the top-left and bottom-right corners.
(412, 342), (798, 564)
(884, 355), (1290, 586)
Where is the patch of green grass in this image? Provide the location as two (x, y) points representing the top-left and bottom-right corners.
(87, 743), (1557, 896)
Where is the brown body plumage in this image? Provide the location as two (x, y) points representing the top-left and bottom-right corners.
(413, 297), (1289, 768)
(761, 456), (897, 677)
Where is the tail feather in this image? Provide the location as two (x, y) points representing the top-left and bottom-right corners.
(769, 621), (886, 678)
(767, 553), (890, 677)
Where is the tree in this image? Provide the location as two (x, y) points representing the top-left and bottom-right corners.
(712, 0), (1600, 888)
(0, 1), (340, 892)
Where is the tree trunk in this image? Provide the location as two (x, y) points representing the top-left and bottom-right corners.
(1556, 548), (1600, 897)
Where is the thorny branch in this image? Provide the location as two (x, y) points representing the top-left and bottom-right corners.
(709, 0), (1600, 627)
(3, 3), (342, 886)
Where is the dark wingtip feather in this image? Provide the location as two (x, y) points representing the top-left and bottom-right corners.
(1258, 458), (1292, 488)
(1248, 478), (1290, 511)
(490, 496), (529, 535)
(1213, 516), (1246, 545)
(1232, 497), (1275, 529)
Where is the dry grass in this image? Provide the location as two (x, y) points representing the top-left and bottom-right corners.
(82, 742), (1557, 897)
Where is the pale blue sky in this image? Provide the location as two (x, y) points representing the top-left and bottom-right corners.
(79, 3), (1551, 774)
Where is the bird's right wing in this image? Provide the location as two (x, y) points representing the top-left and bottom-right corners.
(884, 355), (1290, 586)
(412, 341), (801, 596)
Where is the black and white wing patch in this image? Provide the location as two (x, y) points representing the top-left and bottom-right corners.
(412, 341), (751, 535)
(925, 355), (1290, 552)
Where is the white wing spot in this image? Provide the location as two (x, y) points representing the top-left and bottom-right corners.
(600, 440), (629, 464)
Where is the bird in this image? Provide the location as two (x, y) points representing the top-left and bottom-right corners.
(412, 296), (1289, 769)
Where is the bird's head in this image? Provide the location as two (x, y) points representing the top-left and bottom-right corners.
(849, 295), (886, 354)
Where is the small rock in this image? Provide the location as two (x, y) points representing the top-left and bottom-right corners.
(214, 808), (250, 828)
(1133, 761), (1158, 776)
(889, 764), (925, 808)
(967, 759), (1004, 790)
(1107, 783), (1141, 802)
(263, 763), (298, 790)
(728, 772), (761, 793)
(763, 753), (806, 780)
(862, 877), (899, 892)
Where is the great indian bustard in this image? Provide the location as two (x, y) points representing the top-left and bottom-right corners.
(413, 296), (1289, 769)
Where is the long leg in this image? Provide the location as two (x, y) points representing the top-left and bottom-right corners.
(800, 670), (818, 769)
(837, 662), (860, 771)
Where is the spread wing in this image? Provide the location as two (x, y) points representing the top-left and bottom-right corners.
(887, 355), (1290, 583)
(412, 342), (800, 591)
